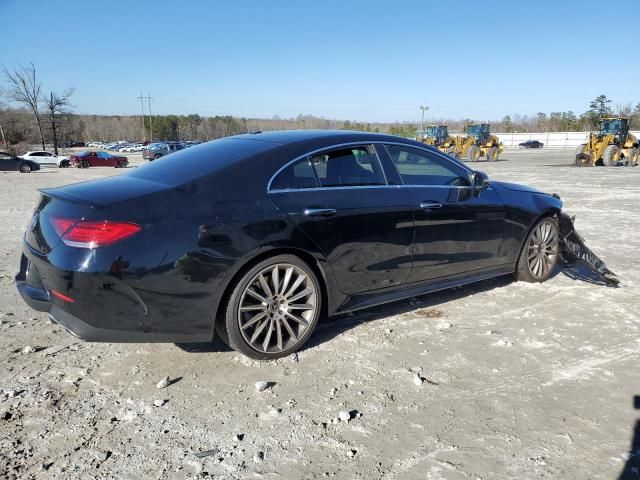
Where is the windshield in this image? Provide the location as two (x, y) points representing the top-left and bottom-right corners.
(600, 119), (623, 135)
(425, 126), (439, 137)
(467, 124), (488, 137)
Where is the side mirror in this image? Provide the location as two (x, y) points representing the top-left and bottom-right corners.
(471, 170), (490, 195)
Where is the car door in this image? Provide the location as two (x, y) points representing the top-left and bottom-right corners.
(89, 152), (101, 166)
(382, 144), (510, 283)
(0, 152), (18, 171)
(268, 144), (414, 295)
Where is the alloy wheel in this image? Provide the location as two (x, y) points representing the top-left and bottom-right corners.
(238, 263), (318, 354)
(527, 220), (559, 279)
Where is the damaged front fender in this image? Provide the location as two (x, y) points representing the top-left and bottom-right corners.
(558, 212), (619, 286)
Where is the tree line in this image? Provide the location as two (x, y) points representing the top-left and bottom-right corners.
(2, 63), (639, 153)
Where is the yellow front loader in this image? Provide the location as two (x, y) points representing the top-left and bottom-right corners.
(575, 117), (639, 167)
(452, 123), (504, 162)
(419, 125), (458, 156)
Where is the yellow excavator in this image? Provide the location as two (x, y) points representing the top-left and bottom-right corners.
(575, 117), (639, 167)
(420, 125), (458, 156)
(453, 123), (503, 162)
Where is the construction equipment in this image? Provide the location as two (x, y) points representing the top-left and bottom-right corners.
(575, 117), (639, 167)
(419, 125), (458, 156)
(453, 123), (504, 162)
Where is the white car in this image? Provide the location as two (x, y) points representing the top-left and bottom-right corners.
(20, 151), (70, 168)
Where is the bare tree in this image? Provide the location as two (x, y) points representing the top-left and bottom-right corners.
(3, 63), (46, 149)
(44, 89), (74, 155)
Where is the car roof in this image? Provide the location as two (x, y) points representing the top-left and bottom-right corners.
(234, 129), (406, 145)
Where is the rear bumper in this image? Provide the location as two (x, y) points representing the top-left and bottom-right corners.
(15, 245), (216, 343)
(47, 305), (207, 342)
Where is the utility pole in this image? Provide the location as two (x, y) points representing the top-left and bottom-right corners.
(419, 105), (429, 134)
(137, 92), (146, 141)
(147, 92), (153, 141)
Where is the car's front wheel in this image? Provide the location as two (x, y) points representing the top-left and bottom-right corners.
(516, 217), (559, 282)
(220, 254), (322, 360)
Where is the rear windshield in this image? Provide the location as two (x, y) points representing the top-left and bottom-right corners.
(126, 137), (275, 186)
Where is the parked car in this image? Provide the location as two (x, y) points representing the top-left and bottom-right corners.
(0, 151), (40, 173)
(519, 140), (544, 149)
(69, 151), (128, 168)
(65, 141), (86, 148)
(143, 142), (184, 161)
(15, 130), (566, 360)
(21, 151), (70, 167)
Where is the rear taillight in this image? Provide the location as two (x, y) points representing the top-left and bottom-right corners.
(51, 216), (141, 248)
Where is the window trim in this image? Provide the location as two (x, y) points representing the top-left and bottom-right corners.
(267, 141), (472, 193)
(269, 157), (320, 191)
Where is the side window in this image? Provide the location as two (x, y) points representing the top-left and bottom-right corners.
(385, 145), (469, 186)
(310, 145), (386, 187)
(270, 158), (318, 190)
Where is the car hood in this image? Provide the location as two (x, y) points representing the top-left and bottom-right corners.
(492, 180), (549, 196)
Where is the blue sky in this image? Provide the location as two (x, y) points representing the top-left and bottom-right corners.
(1, 0), (639, 122)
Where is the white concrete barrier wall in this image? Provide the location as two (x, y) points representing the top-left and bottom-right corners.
(491, 131), (640, 148)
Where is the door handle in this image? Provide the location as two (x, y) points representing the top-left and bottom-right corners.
(419, 202), (443, 210)
(304, 208), (337, 217)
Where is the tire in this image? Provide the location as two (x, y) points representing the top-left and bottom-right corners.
(445, 146), (457, 158)
(486, 146), (499, 162)
(59, 160), (69, 168)
(466, 145), (481, 162)
(626, 147), (638, 167)
(515, 217), (560, 283)
(575, 153), (592, 167)
(574, 144), (586, 156)
(80, 160), (90, 169)
(602, 145), (621, 166)
(19, 163), (31, 173)
(116, 160), (126, 168)
(153, 154), (162, 160)
(222, 254), (322, 360)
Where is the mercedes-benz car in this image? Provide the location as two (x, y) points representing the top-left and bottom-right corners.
(16, 130), (563, 359)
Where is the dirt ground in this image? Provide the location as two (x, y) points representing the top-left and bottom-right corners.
(1, 148), (639, 479)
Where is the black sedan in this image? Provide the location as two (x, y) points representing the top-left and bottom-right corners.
(16, 130), (563, 360)
(519, 140), (544, 149)
(0, 151), (41, 173)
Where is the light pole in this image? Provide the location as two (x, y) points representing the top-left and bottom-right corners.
(419, 105), (429, 134)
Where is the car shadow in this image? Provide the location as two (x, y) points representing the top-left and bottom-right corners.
(176, 263), (614, 355)
(305, 274), (514, 350)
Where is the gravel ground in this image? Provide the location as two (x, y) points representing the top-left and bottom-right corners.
(1, 148), (639, 479)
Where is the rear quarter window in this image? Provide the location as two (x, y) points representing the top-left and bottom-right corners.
(127, 138), (275, 186)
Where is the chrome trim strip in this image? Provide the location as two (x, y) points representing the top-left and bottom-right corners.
(269, 184), (473, 194)
(266, 140), (473, 193)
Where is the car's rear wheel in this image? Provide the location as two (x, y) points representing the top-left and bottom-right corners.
(154, 154), (162, 160)
(221, 254), (322, 360)
(516, 217), (559, 283)
(19, 163), (31, 173)
(59, 160), (69, 168)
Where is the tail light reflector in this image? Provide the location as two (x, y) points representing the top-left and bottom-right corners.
(51, 289), (75, 303)
(51, 217), (141, 248)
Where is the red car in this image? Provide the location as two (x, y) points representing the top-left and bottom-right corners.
(70, 151), (128, 168)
